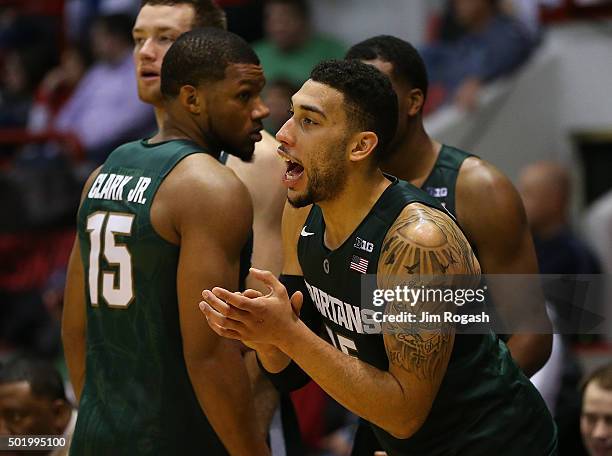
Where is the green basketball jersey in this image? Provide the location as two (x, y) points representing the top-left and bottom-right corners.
(421, 144), (473, 217)
(72, 139), (229, 455)
(297, 177), (557, 455)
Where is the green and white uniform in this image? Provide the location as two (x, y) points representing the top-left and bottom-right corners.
(72, 139), (230, 455)
(298, 176), (556, 456)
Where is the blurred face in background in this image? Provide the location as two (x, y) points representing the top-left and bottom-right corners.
(132, 3), (195, 107)
(581, 381), (612, 456)
(0, 381), (70, 436)
(264, 2), (308, 51)
(263, 80), (296, 133)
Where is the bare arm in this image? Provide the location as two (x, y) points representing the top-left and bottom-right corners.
(62, 167), (101, 403)
(228, 130), (287, 290)
(202, 203), (479, 439)
(456, 158), (552, 376)
(173, 162), (269, 455)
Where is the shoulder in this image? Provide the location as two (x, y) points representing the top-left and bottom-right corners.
(380, 203), (480, 277)
(458, 157), (523, 212)
(168, 153), (252, 218)
(80, 165), (104, 202)
(387, 203), (461, 249)
(456, 156), (526, 230)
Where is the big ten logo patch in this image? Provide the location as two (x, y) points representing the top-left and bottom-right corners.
(426, 187), (448, 198)
(354, 237), (374, 253)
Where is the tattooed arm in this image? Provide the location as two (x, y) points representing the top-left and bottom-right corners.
(202, 201), (480, 439)
(379, 203), (480, 434)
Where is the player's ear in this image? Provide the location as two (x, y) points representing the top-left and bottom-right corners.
(406, 88), (424, 116)
(348, 131), (378, 163)
(179, 84), (203, 115)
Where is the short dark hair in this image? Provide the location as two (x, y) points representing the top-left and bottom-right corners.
(582, 362), (612, 396)
(0, 358), (66, 402)
(346, 35), (428, 101)
(140, 0), (227, 30)
(265, 0), (309, 19)
(94, 14), (135, 46)
(161, 27), (259, 98)
(310, 59), (398, 162)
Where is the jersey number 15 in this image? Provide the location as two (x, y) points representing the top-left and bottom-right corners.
(86, 211), (135, 308)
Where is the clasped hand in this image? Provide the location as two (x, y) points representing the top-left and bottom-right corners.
(199, 268), (303, 348)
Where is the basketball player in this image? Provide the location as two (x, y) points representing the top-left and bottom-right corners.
(132, 0), (287, 283)
(131, 3), (295, 453)
(62, 28), (270, 455)
(344, 35), (554, 455)
(346, 36), (551, 378)
(200, 60), (557, 455)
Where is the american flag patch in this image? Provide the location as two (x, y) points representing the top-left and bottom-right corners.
(350, 255), (369, 274)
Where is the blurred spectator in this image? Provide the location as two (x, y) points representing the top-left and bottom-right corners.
(53, 13), (155, 163)
(519, 160), (600, 456)
(28, 42), (93, 133)
(262, 78), (297, 134)
(584, 189), (612, 341)
(421, 0), (535, 111)
(519, 161), (601, 276)
(581, 363), (612, 456)
(253, 0), (345, 86)
(0, 45), (57, 130)
(0, 357), (75, 455)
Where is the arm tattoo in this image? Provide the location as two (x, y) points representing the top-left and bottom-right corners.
(379, 204), (480, 382)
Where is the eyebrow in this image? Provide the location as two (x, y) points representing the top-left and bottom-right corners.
(295, 103), (327, 119)
(132, 26), (177, 34)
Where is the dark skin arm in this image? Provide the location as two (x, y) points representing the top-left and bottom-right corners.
(62, 166), (102, 403)
(161, 156), (269, 455)
(456, 158), (552, 376)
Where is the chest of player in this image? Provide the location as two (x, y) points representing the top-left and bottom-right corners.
(297, 206), (391, 370)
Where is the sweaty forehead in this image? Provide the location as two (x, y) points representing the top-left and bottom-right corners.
(133, 4), (194, 33)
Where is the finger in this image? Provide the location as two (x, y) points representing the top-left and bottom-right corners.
(249, 268), (286, 297)
(212, 287), (261, 312)
(290, 291), (303, 316)
(203, 290), (250, 321)
(242, 289), (264, 299)
(374, 452), (388, 456)
(207, 319), (243, 341)
(199, 302), (247, 335)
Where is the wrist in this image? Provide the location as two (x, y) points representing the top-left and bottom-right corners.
(275, 317), (308, 357)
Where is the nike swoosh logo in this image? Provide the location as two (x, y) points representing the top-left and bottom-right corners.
(301, 226), (315, 237)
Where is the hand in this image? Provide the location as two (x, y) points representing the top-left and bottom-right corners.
(200, 268), (303, 348)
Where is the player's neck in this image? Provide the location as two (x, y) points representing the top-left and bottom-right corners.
(382, 122), (441, 188)
(154, 106), (165, 131)
(151, 114), (218, 155)
(319, 169), (390, 251)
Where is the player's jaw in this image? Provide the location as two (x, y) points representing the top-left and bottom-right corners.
(135, 64), (162, 105)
